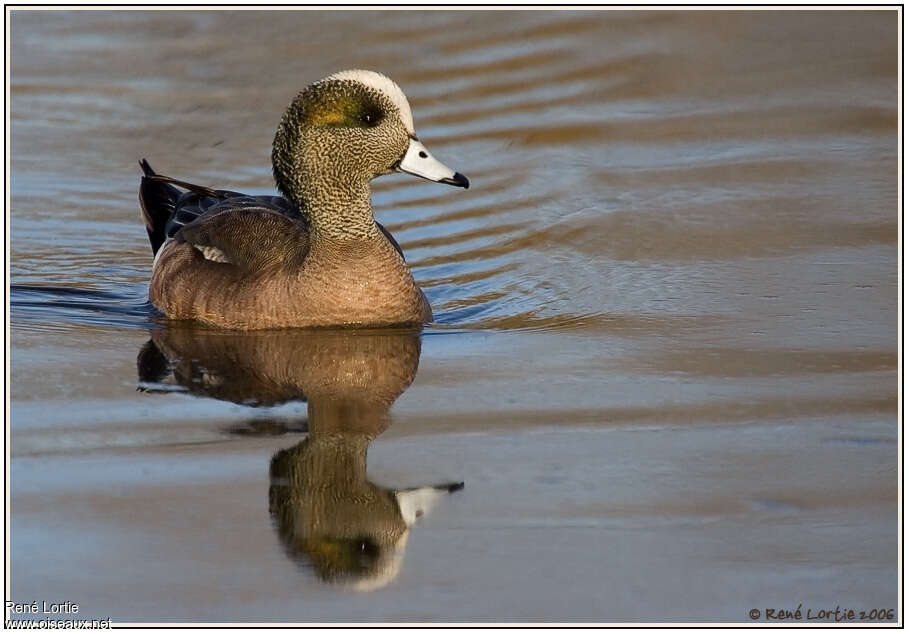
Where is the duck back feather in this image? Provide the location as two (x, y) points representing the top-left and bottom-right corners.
(137, 159), (404, 259)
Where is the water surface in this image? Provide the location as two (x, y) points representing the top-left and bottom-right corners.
(9, 9), (898, 623)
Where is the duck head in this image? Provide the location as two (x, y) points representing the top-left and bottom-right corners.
(272, 70), (468, 208)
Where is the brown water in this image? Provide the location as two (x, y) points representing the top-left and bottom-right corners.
(9, 9), (898, 623)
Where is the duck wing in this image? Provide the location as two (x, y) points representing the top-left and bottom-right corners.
(175, 201), (311, 272)
(139, 159), (404, 267)
(140, 159), (309, 271)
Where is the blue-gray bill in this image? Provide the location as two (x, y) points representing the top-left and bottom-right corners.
(397, 138), (469, 188)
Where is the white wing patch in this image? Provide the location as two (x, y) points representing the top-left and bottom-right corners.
(323, 69), (415, 135)
(195, 245), (231, 263)
(151, 240), (231, 275)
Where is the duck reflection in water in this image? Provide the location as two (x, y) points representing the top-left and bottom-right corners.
(137, 326), (463, 590)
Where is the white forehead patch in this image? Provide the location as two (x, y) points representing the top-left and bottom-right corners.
(322, 69), (415, 134)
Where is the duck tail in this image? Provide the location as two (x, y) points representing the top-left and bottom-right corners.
(138, 158), (180, 255)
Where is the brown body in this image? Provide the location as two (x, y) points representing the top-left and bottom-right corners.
(150, 233), (432, 329)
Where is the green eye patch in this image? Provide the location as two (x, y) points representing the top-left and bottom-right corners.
(308, 94), (385, 129)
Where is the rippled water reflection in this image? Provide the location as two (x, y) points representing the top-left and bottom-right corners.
(139, 327), (462, 590)
(9, 9), (897, 622)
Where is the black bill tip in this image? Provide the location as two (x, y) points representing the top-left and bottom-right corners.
(441, 172), (469, 189)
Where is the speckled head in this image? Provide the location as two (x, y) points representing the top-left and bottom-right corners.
(272, 70), (468, 216)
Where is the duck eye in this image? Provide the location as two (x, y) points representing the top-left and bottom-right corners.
(359, 107), (383, 128)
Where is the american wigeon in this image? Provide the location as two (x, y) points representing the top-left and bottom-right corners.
(139, 70), (468, 330)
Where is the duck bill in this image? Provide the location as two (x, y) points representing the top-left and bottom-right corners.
(395, 482), (463, 527)
(397, 139), (469, 189)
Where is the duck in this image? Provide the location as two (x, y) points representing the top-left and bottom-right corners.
(138, 69), (468, 330)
